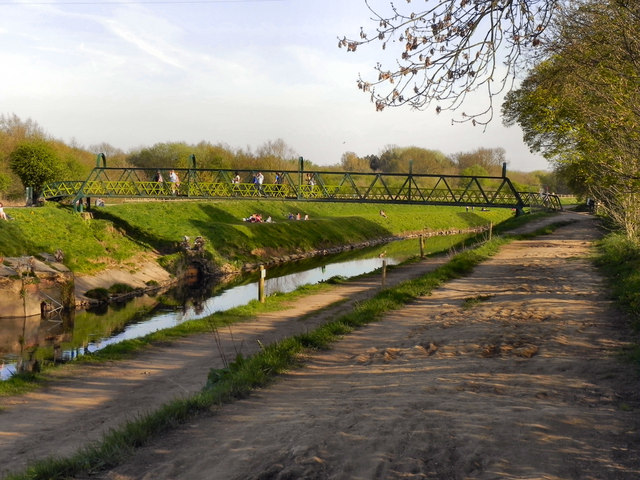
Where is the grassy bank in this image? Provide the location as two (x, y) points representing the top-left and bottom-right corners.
(0, 200), (513, 274)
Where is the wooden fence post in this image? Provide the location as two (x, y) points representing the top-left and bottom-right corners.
(382, 259), (387, 286)
(258, 265), (266, 303)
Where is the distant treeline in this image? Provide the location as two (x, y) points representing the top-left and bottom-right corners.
(0, 113), (568, 201)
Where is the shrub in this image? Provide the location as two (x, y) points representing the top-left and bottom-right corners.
(85, 287), (110, 301)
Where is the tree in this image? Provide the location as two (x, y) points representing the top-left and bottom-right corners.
(459, 164), (489, 188)
(502, 0), (640, 238)
(192, 141), (236, 170)
(377, 146), (401, 172)
(452, 147), (506, 175)
(9, 140), (64, 201)
(254, 138), (300, 171)
(374, 145), (453, 174)
(365, 154), (381, 171)
(399, 146), (453, 174)
(0, 114), (51, 198)
(0, 172), (10, 197)
(0, 114), (47, 141)
(339, 0), (559, 124)
(127, 143), (194, 170)
(340, 151), (371, 171)
(89, 142), (130, 168)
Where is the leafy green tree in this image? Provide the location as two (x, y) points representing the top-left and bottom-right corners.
(0, 114), (50, 198)
(9, 140), (64, 201)
(374, 145), (453, 174)
(127, 142), (194, 170)
(459, 164), (489, 189)
(460, 164), (488, 178)
(193, 141), (236, 170)
(365, 154), (381, 171)
(502, 0), (640, 238)
(452, 147), (506, 176)
(396, 146), (453, 174)
(378, 146), (402, 172)
(59, 150), (91, 181)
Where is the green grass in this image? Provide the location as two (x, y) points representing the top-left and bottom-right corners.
(594, 233), (640, 367)
(0, 200), (513, 274)
(0, 203), (143, 273)
(4, 234), (509, 480)
(595, 234), (640, 329)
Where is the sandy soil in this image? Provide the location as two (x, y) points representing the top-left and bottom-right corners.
(2, 211), (639, 479)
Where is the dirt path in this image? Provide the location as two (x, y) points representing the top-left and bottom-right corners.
(1, 234), (452, 478)
(2, 212), (640, 479)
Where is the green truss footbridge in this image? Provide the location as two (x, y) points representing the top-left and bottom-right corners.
(42, 154), (562, 215)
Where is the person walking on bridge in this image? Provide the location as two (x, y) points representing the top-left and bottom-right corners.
(169, 170), (180, 195)
(255, 172), (264, 196)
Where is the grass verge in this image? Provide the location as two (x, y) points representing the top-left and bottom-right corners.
(595, 233), (640, 366)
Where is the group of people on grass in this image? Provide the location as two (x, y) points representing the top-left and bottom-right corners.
(244, 213), (272, 223)
(244, 212), (311, 223)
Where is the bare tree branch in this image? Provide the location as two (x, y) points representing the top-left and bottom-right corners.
(339, 0), (560, 124)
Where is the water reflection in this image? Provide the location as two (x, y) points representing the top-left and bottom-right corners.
(0, 233), (473, 380)
(265, 256), (393, 295)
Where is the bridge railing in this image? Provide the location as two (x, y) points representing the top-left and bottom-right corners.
(41, 181), (86, 199)
(41, 162), (562, 214)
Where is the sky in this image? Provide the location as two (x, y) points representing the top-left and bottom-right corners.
(0, 0), (550, 172)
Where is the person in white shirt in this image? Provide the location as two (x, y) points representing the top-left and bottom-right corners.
(169, 170), (180, 195)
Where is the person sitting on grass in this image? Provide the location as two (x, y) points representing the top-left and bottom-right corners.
(244, 213), (263, 223)
(0, 202), (7, 221)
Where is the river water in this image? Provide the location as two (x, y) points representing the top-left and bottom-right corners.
(0, 233), (474, 380)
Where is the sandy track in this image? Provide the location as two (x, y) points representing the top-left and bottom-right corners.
(2, 212), (639, 479)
